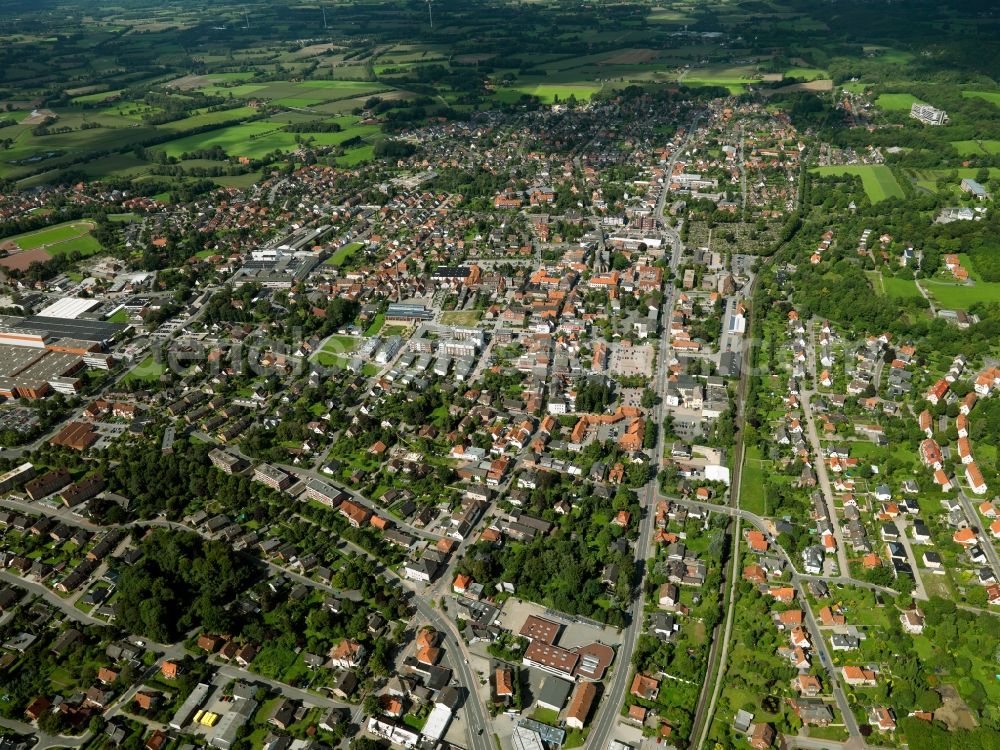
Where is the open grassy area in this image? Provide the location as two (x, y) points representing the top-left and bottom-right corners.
(124, 354), (166, 382)
(313, 335), (359, 367)
(739, 445), (768, 516)
(439, 309), (483, 326)
(951, 140), (1000, 156)
(868, 271), (924, 301)
(963, 90), (1000, 107)
(811, 165), (904, 202)
(152, 119), (378, 159)
(876, 92), (920, 111)
(921, 278), (1000, 310)
(364, 313), (385, 336)
(784, 67), (828, 81)
(324, 241), (363, 267)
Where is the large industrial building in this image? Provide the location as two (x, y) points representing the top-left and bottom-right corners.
(0, 307), (127, 400)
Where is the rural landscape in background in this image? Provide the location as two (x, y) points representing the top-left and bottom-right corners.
(0, 2), (998, 750)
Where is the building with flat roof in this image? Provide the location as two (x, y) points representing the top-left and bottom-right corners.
(36, 297), (102, 320)
(523, 640), (579, 678)
(304, 477), (346, 506)
(209, 449), (248, 475)
(170, 682), (211, 731)
(253, 463), (292, 491)
(421, 703), (452, 742)
(910, 102), (947, 125)
(0, 463), (34, 494)
(0, 346), (83, 400)
(519, 615), (561, 644)
(386, 303), (432, 322)
(537, 676), (573, 711)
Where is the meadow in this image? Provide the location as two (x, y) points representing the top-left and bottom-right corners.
(876, 92), (920, 111)
(811, 165), (904, 202)
(152, 119), (379, 160)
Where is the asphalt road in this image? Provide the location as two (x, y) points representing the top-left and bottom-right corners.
(583, 114), (699, 750)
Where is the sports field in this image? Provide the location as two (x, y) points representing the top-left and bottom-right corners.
(0, 221), (101, 267)
(811, 165), (904, 202)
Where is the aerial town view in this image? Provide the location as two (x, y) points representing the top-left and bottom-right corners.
(0, 1), (998, 750)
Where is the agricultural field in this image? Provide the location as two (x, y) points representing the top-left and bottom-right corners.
(152, 119), (379, 160)
(950, 140), (1000, 156)
(811, 165), (904, 202)
(679, 65), (762, 94)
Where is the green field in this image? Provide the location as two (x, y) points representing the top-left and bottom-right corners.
(5, 220), (101, 256)
(784, 67), (828, 81)
(680, 66), (761, 94)
(842, 82), (869, 94)
(868, 272), (924, 302)
(324, 241), (363, 267)
(125, 355), (166, 382)
(739, 445), (768, 516)
(496, 83), (603, 104)
(153, 120), (378, 159)
(811, 165), (904, 202)
(876, 92), (920, 111)
(313, 335), (359, 367)
(921, 279), (1000, 310)
(951, 140), (1000, 156)
(963, 90), (1000, 107)
(439, 309), (484, 326)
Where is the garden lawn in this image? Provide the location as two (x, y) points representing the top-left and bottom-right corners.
(811, 165), (903, 202)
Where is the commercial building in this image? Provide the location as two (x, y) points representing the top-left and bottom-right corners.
(523, 640), (579, 678)
(421, 703), (453, 742)
(0, 346), (84, 400)
(36, 298), (102, 320)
